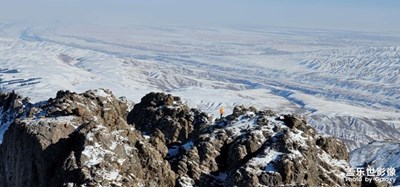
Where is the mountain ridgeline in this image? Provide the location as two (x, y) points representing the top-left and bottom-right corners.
(0, 89), (388, 186)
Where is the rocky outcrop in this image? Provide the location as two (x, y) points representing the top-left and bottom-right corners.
(0, 89), (176, 187)
(0, 90), (388, 187)
(127, 92), (209, 144)
(126, 96), (380, 186)
(170, 108), (362, 187)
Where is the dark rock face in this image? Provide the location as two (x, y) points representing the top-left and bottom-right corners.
(0, 89), (175, 187)
(316, 136), (349, 161)
(0, 90), (384, 187)
(127, 92), (209, 144)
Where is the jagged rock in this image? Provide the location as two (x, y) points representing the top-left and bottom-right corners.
(0, 91), (388, 187)
(278, 114), (307, 129)
(226, 105), (250, 121)
(0, 89), (176, 187)
(127, 92), (209, 144)
(149, 129), (169, 157)
(171, 107), (365, 187)
(317, 136), (349, 161)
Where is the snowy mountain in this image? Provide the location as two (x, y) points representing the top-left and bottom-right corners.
(1, 22), (400, 185)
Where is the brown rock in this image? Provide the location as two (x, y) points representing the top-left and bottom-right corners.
(0, 89), (176, 187)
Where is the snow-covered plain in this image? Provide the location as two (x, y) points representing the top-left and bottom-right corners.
(0, 22), (399, 153)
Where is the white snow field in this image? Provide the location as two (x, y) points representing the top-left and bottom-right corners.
(0, 23), (399, 167)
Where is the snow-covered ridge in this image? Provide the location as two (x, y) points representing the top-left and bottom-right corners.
(298, 47), (400, 110)
(350, 141), (400, 186)
(301, 47), (400, 85)
(129, 94), (362, 186)
(309, 114), (400, 151)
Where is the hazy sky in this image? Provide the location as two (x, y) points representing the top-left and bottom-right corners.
(1, 0), (399, 32)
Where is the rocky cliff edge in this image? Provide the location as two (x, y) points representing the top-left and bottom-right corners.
(0, 89), (387, 187)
